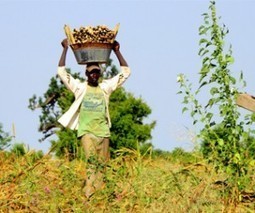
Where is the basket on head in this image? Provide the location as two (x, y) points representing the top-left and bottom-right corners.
(64, 24), (120, 64)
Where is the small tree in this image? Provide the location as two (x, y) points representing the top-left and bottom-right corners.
(109, 87), (156, 152)
(177, 0), (255, 202)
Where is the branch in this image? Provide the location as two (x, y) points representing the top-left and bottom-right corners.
(36, 94), (57, 109)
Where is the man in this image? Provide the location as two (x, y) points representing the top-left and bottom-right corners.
(57, 38), (131, 198)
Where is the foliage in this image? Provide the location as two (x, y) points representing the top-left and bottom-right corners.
(29, 60), (155, 159)
(7, 143), (44, 161)
(28, 69), (81, 142)
(10, 143), (27, 156)
(109, 87), (156, 152)
(2, 148), (255, 212)
(51, 128), (84, 160)
(177, 0), (255, 203)
(0, 123), (12, 151)
(170, 147), (197, 164)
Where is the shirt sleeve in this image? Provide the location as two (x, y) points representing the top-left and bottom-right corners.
(101, 66), (131, 94)
(57, 66), (81, 94)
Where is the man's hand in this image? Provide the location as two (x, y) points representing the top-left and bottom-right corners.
(112, 40), (128, 66)
(61, 38), (69, 49)
(58, 38), (69, 66)
(112, 40), (120, 52)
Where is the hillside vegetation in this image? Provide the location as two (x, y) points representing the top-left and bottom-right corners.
(1, 148), (255, 212)
(2, 2), (255, 212)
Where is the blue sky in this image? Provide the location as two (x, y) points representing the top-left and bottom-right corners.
(0, 0), (255, 153)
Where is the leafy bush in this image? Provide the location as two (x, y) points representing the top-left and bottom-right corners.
(177, 1), (255, 203)
(0, 123), (12, 150)
(10, 143), (26, 156)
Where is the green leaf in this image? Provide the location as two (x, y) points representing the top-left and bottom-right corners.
(182, 107), (188, 114)
(205, 41), (212, 47)
(191, 110), (196, 117)
(209, 121), (216, 127)
(205, 99), (214, 108)
(201, 49), (209, 56)
(199, 38), (209, 45)
(210, 87), (218, 95)
(206, 112), (213, 121)
(199, 81), (207, 89)
(210, 63), (216, 67)
(198, 47), (205, 55)
(234, 153), (241, 161)
(240, 71), (243, 81)
(193, 120), (198, 125)
(218, 139), (224, 146)
(202, 57), (210, 64)
(224, 76), (230, 84)
(199, 25), (205, 33)
(182, 97), (189, 104)
(226, 56), (234, 64)
(199, 66), (209, 74)
(229, 76), (236, 84)
(249, 160), (255, 166)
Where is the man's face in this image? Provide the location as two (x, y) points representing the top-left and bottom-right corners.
(87, 69), (101, 86)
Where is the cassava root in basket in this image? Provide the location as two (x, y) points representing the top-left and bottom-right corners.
(73, 25), (116, 44)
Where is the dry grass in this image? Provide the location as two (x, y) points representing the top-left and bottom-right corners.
(1, 149), (255, 212)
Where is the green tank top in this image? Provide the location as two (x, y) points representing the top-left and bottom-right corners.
(77, 85), (110, 138)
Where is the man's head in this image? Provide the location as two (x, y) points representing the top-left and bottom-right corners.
(86, 63), (101, 86)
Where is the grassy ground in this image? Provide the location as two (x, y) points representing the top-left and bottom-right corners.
(1, 149), (255, 212)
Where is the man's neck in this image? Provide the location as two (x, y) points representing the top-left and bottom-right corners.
(88, 82), (99, 87)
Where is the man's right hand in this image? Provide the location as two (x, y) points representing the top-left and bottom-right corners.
(61, 38), (69, 49)
(58, 38), (69, 66)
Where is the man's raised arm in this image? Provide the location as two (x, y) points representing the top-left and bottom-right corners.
(112, 41), (128, 67)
